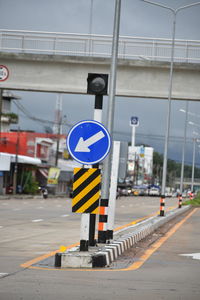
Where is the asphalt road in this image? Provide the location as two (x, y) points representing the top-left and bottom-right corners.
(0, 196), (199, 300)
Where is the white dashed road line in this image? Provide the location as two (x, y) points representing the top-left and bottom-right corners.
(32, 219), (44, 223)
(61, 214), (69, 217)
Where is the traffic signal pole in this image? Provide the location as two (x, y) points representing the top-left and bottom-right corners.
(89, 94), (103, 246)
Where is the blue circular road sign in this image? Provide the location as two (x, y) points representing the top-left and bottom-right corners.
(66, 120), (111, 165)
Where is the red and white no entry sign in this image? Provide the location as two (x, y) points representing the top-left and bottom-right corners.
(0, 65), (9, 82)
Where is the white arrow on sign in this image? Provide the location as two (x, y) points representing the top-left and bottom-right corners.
(75, 130), (105, 152)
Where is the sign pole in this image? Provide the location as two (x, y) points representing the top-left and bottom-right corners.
(131, 126), (136, 147)
(67, 120), (111, 251)
(89, 94), (103, 246)
(107, 141), (120, 239)
(80, 214), (90, 251)
(130, 116), (139, 147)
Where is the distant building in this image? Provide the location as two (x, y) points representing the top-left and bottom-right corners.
(128, 145), (153, 185)
(0, 131), (79, 195)
(0, 90), (20, 132)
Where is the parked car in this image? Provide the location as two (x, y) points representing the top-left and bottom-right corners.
(120, 188), (132, 196)
(149, 187), (160, 196)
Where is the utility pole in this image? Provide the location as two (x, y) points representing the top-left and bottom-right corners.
(54, 94), (62, 167)
(13, 127), (20, 194)
(55, 118), (61, 167)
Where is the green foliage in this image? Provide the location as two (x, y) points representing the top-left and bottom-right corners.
(23, 171), (39, 194)
(183, 192), (200, 206)
(153, 151), (200, 186)
(1, 112), (18, 123)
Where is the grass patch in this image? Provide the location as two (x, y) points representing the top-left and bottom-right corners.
(183, 195), (200, 206)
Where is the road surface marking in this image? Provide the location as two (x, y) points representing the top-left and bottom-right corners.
(32, 219), (43, 223)
(0, 273), (8, 278)
(123, 208), (198, 271)
(61, 214), (69, 217)
(21, 212), (159, 270)
(180, 253), (200, 260)
(21, 207), (195, 272)
(20, 243), (79, 268)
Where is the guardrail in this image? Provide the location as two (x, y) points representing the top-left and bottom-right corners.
(0, 29), (200, 63)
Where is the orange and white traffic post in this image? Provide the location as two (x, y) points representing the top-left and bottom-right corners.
(160, 195), (165, 216)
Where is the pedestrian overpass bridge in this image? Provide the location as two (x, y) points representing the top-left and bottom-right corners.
(175, 178), (200, 187)
(0, 29), (200, 100)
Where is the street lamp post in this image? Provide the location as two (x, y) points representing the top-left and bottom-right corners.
(186, 122), (200, 192)
(189, 129), (200, 192)
(191, 138), (196, 192)
(142, 0), (200, 198)
(179, 102), (189, 194)
(99, 0), (121, 242)
(89, 0), (94, 54)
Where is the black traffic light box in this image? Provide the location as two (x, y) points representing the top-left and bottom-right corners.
(87, 73), (108, 95)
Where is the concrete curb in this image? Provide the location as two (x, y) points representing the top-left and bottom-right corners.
(56, 206), (191, 268)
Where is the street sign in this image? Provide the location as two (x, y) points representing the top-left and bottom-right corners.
(72, 168), (101, 214)
(130, 116), (139, 126)
(66, 120), (111, 165)
(140, 145), (145, 158)
(0, 65), (9, 82)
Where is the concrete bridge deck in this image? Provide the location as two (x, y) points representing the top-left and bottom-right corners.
(0, 51), (200, 100)
(0, 30), (200, 100)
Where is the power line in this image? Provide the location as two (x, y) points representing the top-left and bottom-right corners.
(13, 100), (72, 127)
(12, 101), (197, 145)
(113, 130), (194, 144)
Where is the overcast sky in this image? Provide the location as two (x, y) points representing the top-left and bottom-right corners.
(1, 0), (200, 164)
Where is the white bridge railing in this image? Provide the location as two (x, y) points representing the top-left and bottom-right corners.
(1, 29), (200, 63)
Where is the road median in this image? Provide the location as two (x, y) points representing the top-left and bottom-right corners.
(55, 205), (191, 268)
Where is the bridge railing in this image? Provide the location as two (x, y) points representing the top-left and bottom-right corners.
(0, 29), (200, 63)
(175, 177), (200, 185)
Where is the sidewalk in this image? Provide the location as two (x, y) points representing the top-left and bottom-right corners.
(0, 193), (67, 200)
